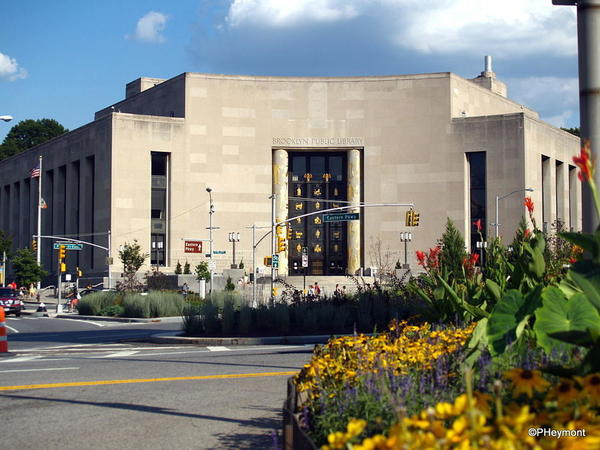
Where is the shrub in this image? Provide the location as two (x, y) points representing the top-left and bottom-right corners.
(78, 291), (120, 316)
(239, 305), (252, 335)
(225, 276), (235, 291)
(222, 298), (236, 335)
(174, 261), (182, 275)
(183, 260), (191, 274)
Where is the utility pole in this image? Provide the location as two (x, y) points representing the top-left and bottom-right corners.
(553, 0), (600, 231)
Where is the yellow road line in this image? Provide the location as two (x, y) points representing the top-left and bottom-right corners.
(0, 371), (298, 391)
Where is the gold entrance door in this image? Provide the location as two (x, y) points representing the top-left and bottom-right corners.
(288, 152), (347, 276)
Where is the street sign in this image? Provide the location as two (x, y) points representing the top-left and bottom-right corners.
(272, 254), (279, 268)
(213, 250), (226, 254)
(208, 261), (216, 271)
(53, 242), (83, 250)
(323, 212), (360, 222)
(184, 240), (203, 253)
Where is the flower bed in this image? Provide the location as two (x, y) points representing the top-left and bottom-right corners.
(292, 321), (600, 449)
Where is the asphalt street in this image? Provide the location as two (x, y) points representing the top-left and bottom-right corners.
(0, 316), (314, 449)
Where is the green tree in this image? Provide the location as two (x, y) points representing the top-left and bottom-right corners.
(561, 127), (580, 137)
(119, 240), (148, 274)
(0, 119), (68, 161)
(183, 260), (191, 274)
(174, 260), (182, 275)
(439, 218), (467, 282)
(11, 248), (47, 287)
(195, 262), (210, 281)
(225, 276), (235, 291)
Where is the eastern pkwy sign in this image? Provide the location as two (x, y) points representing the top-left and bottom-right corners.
(323, 213), (360, 222)
(184, 240), (203, 253)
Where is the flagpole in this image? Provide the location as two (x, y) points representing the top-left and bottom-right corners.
(36, 155), (42, 291)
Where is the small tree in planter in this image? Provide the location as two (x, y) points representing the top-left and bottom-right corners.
(174, 261), (182, 275)
(117, 240), (148, 292)
(195, 262), (210, 282)
(225, 276), (235, 291)
(184, 260), (191, 274)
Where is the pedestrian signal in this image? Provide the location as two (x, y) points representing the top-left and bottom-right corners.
(60, 263), (66, 273)
(31, 240), (37, 251)
(287, 226), (293, 240)
(263, 256), (272, 267)
(76, 267), (83, 277)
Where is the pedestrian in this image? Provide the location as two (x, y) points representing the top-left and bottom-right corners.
(308, 284), (315, 298)
(29, 284), (36, 298)
(342, 285), (347, 296)
(314, 281), (321, 297)
(182, 282), (189, 298)
(334, 284), (342, 297)
(8, 281), (16, 290)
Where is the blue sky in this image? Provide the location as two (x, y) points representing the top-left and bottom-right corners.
(0, 1), (579, 142)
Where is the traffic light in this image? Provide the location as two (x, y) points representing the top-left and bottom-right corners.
(412, 212), (420, 227)
(277, 236), (287, 253)
(406, 210), (414, 226)
(60, 263), (66, 273)
(58, 245), (66, 261)
(287, 226), (293, 240)
(31, 239), (37, 251)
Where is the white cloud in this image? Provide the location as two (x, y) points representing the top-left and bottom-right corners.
(130, 11), (168, 43)
(227, 0), (359, 27)
(506, 76), (579, 127)
(225, 0), (577, 57)
(0, 52), (28, 81)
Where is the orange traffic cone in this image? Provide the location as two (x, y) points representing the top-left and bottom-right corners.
(0, 307), (8, 353)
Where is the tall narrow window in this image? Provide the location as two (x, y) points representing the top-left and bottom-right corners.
(569, 164), (577, 231)
(151, 152), (169, 266)
(467, 152), (486, 255)
(556, 160), (564, 226)
(542, 155), (550, 233)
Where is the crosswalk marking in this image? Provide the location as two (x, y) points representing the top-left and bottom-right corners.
(207, 346), (230, 352)
(1, 356), (43, 363)
(94, 351), (139, 358)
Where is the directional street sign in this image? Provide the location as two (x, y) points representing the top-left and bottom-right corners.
(272, 254), (279, 268)
(184, 240), (202, 253)
(323, 212), (360, 222)
(53, 242), (83, 250)
(213, 250), (226, 254)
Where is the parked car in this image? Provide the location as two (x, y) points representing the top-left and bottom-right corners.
(0, 287), (25, 316)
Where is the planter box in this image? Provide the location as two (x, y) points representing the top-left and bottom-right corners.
(282, 377), (317, 450)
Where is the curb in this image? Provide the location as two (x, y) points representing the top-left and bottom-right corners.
(148, 332), (334, 346)
(55, 315), (184, 323)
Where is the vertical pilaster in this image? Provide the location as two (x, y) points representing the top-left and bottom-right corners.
(347, 149), (361, 275)
(273, 149), (289, 275)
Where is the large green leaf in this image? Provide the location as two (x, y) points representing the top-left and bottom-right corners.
(534, 287), (600, 354)
(524, 240), (545, 279)
(484, 279), (502, 304)
(437, 275), (489, 320)
(568, 260), (600, 312)
(465, 318), (488, 368)
(487, 290), (530, 355)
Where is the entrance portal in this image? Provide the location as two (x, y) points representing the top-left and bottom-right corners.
(287, 152), (348, 276)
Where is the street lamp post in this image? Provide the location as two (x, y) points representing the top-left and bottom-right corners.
(494, 188), (534, 238)
(399, 231), (412, 268)
(206, 187), (214, 294)
(228, 232), (240, 268)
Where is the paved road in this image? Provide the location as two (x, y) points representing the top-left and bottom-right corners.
(0, 317), (314, 449)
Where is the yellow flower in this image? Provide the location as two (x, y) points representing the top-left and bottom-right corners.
(346, 418), (367, 439)
(325, 431), (346, 450)
(504, 368), (549, 398)
(576, 373), (600, 405)
(547, 378), (580, 405)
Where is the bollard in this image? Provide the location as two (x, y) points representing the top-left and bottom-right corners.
(0, 307), (7, 353)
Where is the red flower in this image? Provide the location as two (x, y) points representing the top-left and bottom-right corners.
(523, 197), (534, 214)
(416, 250), (426, 266)
(473, 219), (481, 232)
(573, 140), (593, 182)
(470, 253), (480, 265)
(428, 246), (441, 269)
(569, 257), (577, 264)
(524, 228), (531, 238)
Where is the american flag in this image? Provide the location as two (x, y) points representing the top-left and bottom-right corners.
(30, 164), (40, 178)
